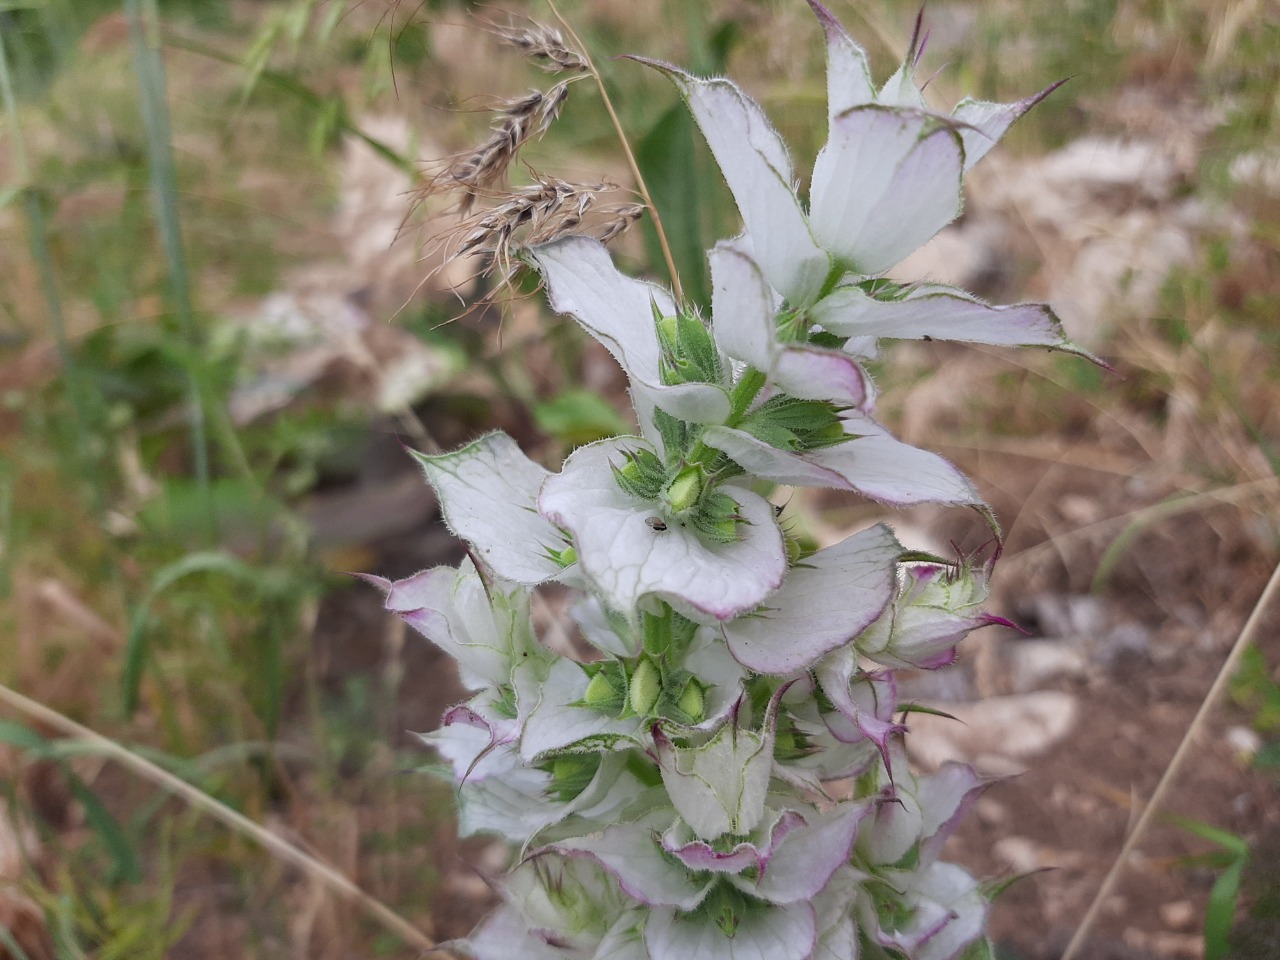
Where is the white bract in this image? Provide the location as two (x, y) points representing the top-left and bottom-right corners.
(371, 2), (1090, 957)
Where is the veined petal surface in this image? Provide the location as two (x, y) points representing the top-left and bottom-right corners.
(702, 418), (982, 507)
(636, 59), (830, 306)
(812, 282), (1083, 354)
(720, 525), (900, 673)
(810, 107), (963, 276)
(711, 243), (869, 407)
(645, 901), (817, 960)
(539, 438), (786, 621)
(533, 237), (731, 427)
(411, 432), (565, 583)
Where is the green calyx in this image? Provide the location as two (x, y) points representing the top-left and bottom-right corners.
(738, 395), (850, 452)
(613, 447), (667, 501)
(582, 662), (628, 714)
(628, 658), (662, 715)
(654, 302), (722, 387)
(546, 752), (602, 802)
(663, 466), (704, 516)
(691, 882), (765, 938)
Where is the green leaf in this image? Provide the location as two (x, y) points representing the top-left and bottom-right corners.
(1204, 855), (1246, 960)
(635, 102), (710, 309)
(68, 776), (142, 885)
(123, 551), (261, 716)
(533, 389), (629, 446)
(1167, 814), (1248, 857)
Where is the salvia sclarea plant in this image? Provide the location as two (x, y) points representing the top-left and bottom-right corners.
(369, 3), (1095, 958)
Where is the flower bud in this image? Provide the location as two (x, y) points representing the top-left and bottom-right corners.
(677, 682), (705, 723)
(628, 658), (662, 715)
(584, 669), (620, 707)
(663, 467), (703, 516)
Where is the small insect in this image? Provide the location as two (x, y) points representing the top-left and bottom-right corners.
(645, 516), (668, 531)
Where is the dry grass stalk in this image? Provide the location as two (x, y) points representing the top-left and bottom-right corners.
(488, 18), (587, 73)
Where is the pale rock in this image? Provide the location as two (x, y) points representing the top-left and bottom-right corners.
(1225, 725), (1262, 763)
(1005, 639), (1088, 693)
(1160, 899), (1196, 931)
(906, 691), (1078, 771)
(993, 836), (1041, 874)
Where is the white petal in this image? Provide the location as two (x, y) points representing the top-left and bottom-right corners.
(551, 820), (715, 910)
(655, 714), (775, 840)
(539, 439), (787, 621)
(592, 912), (651, 960)
(520, 658), (647, 761)
(810, 107), (962, 275)
(645, 901), (817, 960)
(951, 81), (1065, 171)
(711, 243), (869, 406)
(422, 722), (560, 840)
(661, 810), (804, 875)
(467, 905), (570, 960)
(637, 60), (829, 306)
(812, 866), (862, 960)
(533, 237), (731, 427)
(411, 432), (565, 583)
(371, 559), (536, 689)
(812, 282), (1085, 354)
(807, 0), (875, 116)
(702, 418), (982, 507)
(572, 596), (640, 659)
(721, 525), (900, 673)
(912, 863), (988, 960)
(917, 763), (988, 868)
(739, 802), (870, 904)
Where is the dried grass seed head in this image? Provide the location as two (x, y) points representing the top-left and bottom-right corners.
(488, 18), (587, 73)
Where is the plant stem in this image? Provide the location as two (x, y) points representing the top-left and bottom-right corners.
(0, 27), (101, 511)
(125, 0), (213, 534)
(545, 0), (685, 304)
(1060, 559), (1280, 960)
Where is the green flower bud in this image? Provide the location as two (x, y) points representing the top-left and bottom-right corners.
(550, 545), (578, 568)
(785, 534), (804, 566)
(584, 670), (618, 706)
(664, 467), (703, 516)
(613, 447), (666, 501)
(629, 658), (662, 716)
(548, 753), (602, 803)
(677, 682), (705, 722)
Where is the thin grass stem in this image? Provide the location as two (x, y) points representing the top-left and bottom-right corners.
(1060, 559), (1280, 960)
(545, 0), (684, 304)
(124, 0), (213, 533)
(0, 27), (101, 512)
(0, 681), (450, 957)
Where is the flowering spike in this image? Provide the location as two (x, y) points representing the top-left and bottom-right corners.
(382, 5), (1094, 957)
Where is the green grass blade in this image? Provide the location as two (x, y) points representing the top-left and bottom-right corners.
(124, 0), (212, 528)
(0, 27), (101, 508)
(635, 103), (710, 309)
(1204, 855), (1246, 960)
(122, 550), (259, 716)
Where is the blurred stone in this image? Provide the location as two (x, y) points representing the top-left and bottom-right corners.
(906, 691), (1078, 771)
(1225, 725), (1262, 764)
(1160, 899), (1196, 931)
(993, 836), (1042, 874)
(1005, 638), (1088, 693)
